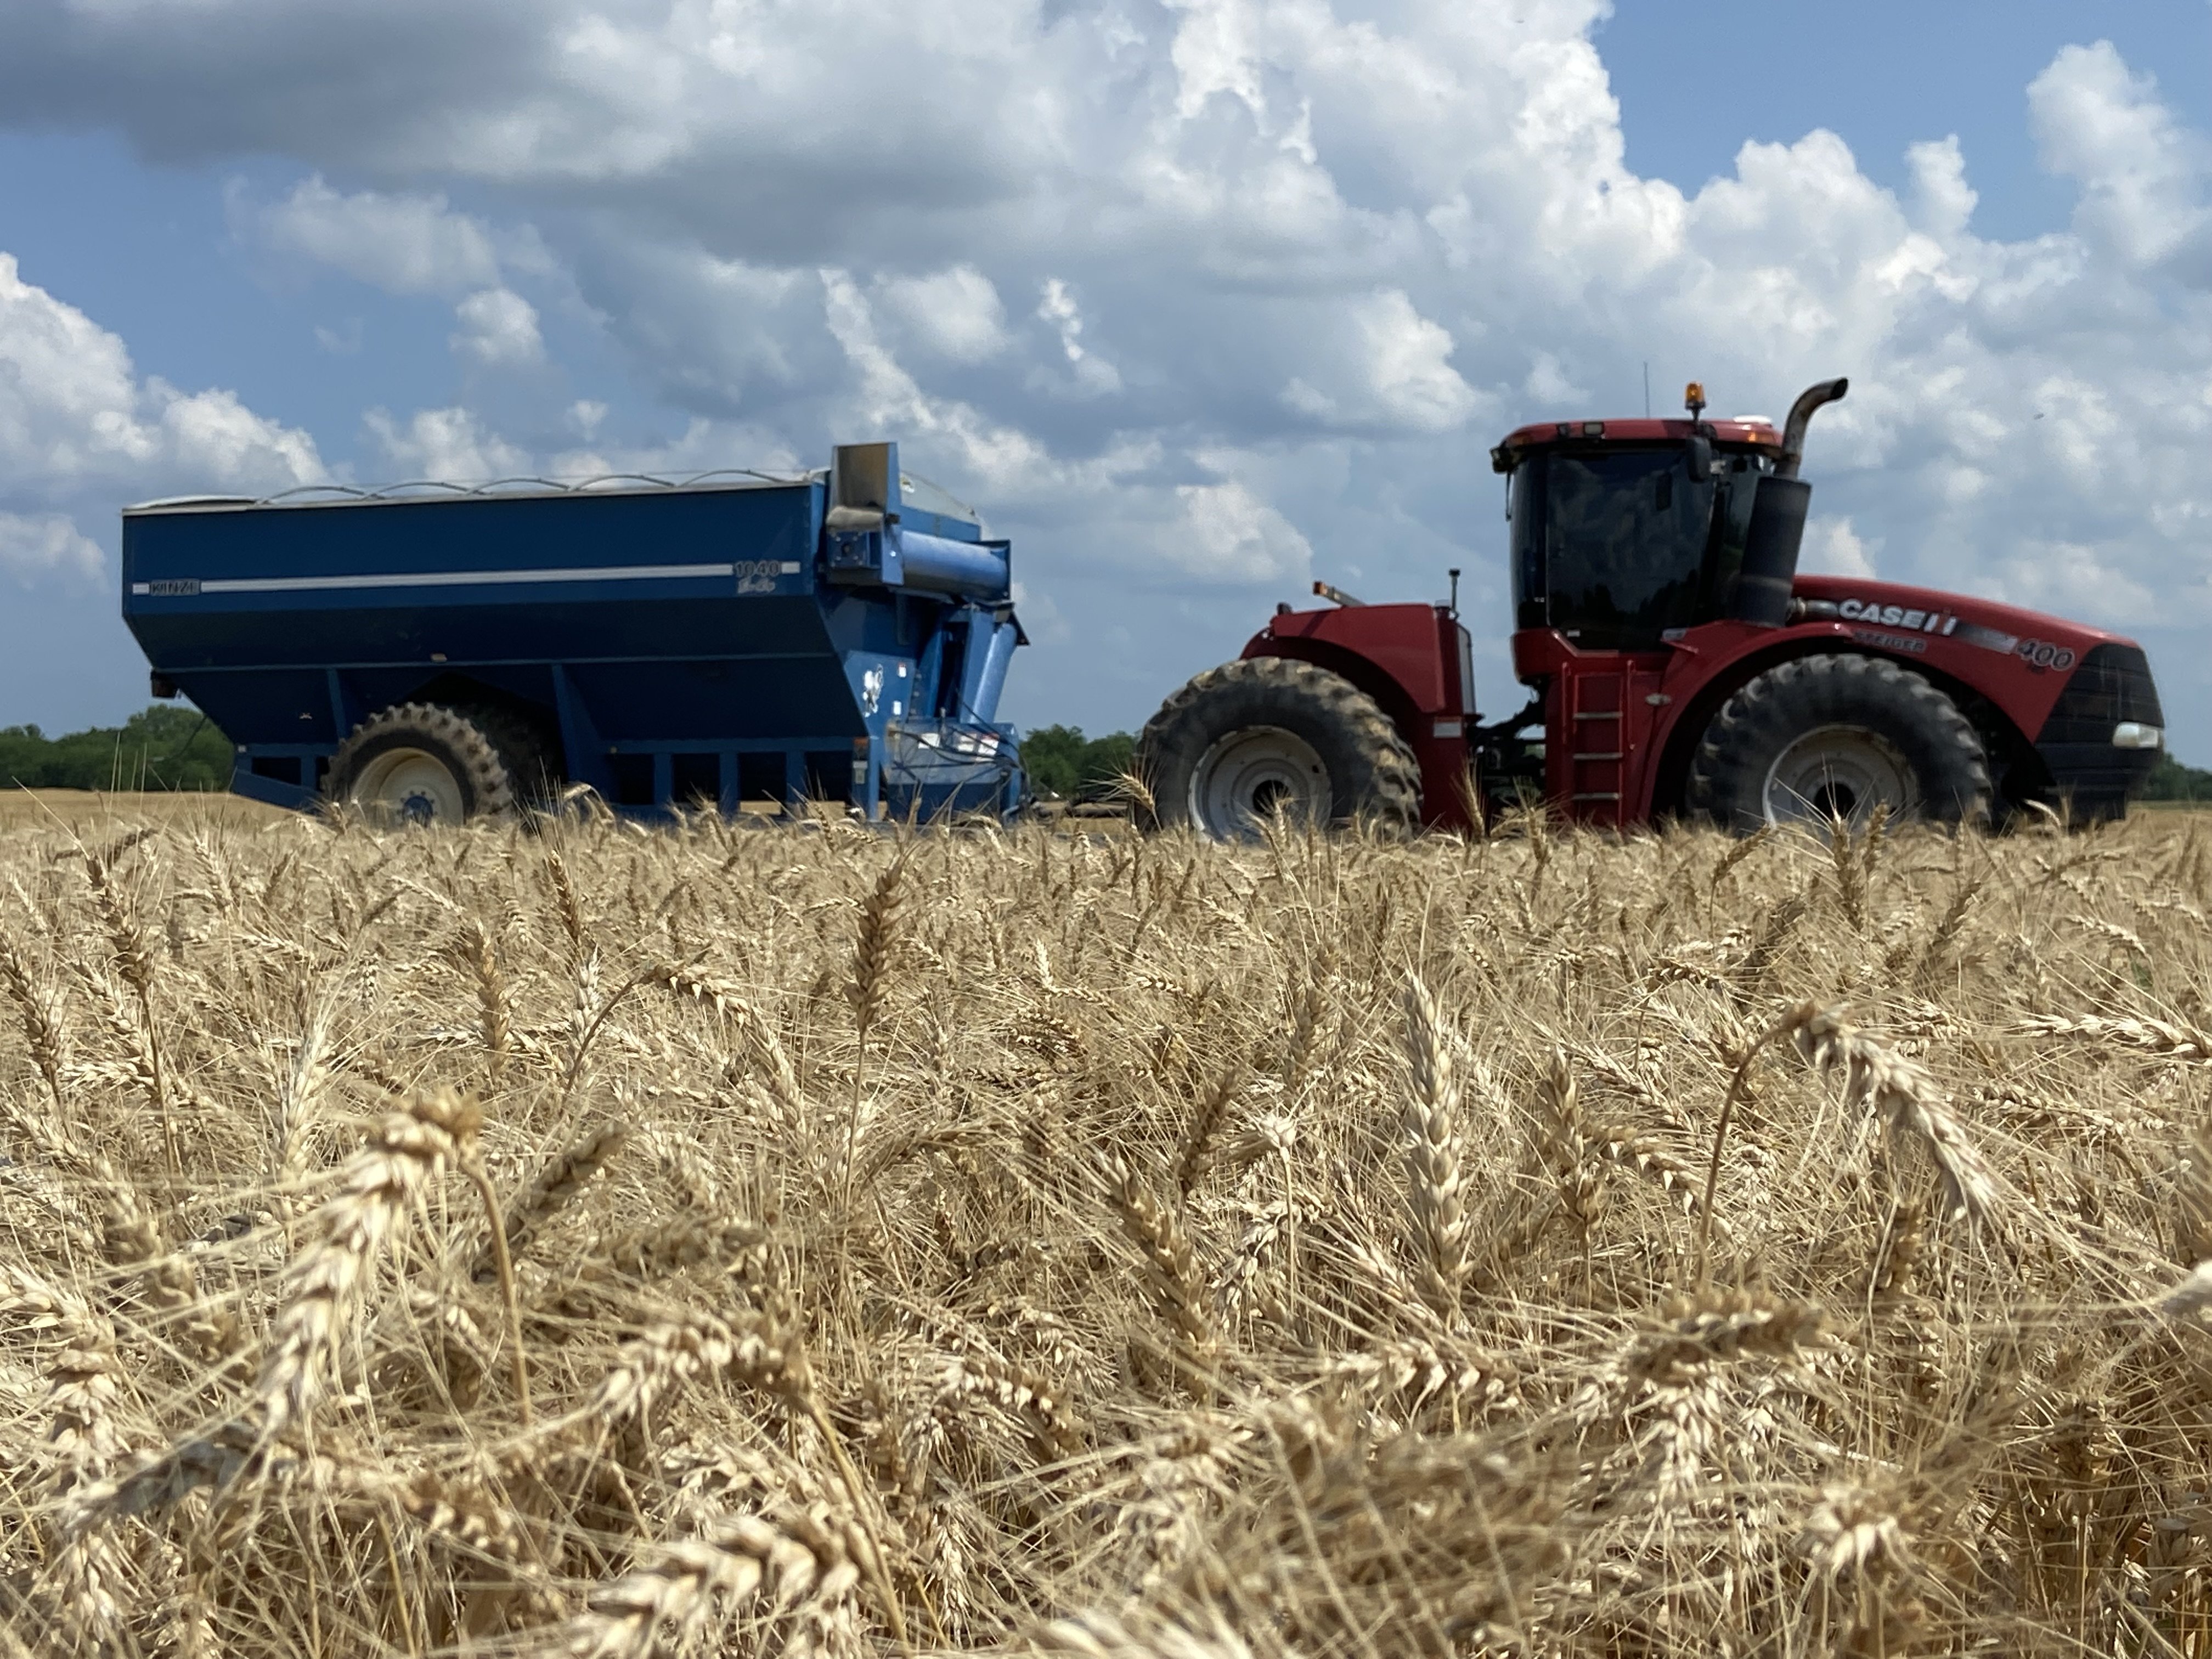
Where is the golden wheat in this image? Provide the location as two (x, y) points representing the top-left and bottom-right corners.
(2, 804), (2211, 1655)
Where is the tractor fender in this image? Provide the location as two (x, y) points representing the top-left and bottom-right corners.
(1242, 631), (1426, 737)
(1242, 607), (1480, 831)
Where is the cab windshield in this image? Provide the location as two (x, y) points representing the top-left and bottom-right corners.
(1510, 447), (1720, 648)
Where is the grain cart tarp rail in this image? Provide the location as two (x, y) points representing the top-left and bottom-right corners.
(121, 444), (1025, 823)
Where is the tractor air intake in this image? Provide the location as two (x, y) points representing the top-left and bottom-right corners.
(1730, 476), (1812, 626)
(1726, 377), (1847, 627)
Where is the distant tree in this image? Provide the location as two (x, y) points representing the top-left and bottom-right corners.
(2143, 753), (2212, 802)
(0, 706), (234, 792)
(1019, 725), (1137, 802)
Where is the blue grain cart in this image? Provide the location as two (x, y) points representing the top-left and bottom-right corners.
(120, 443), (1025, 823)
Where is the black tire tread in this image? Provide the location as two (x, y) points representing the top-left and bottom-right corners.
(1135, 656), (1421, 834)
(463, 703), (559, 806)
(327, 702), (522, 822)
(1685, 653), (1990, 832)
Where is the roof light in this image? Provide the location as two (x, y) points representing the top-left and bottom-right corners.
(2113, 721), (2163, 750)
(1684, 382), (1706, 420)
(1582, 421), (1604, 437)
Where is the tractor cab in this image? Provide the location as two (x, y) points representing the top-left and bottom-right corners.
(1469, 382), (1847, 822)
(1488, 382), (1831, 648)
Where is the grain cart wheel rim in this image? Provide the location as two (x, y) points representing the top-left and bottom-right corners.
(1762, 724), (1916, 830)
(1190, 725), (1329, 836)
(352, 747), (467, 825)
(1684, 653), (1990, 834)
(1133, 656), (1421, 839)
(326, 702), (521, 826)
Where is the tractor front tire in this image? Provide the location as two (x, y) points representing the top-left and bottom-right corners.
(1686, 653), (1990, 832)
(1136, 657), (1421, 838)
(327, 702), (533, 826)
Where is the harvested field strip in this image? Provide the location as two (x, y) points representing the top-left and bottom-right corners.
(0, 787), (286, 830)
(3, 808), (2212, 1654)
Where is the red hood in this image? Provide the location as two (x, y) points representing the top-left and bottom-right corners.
(1792, 574), (2142, 654)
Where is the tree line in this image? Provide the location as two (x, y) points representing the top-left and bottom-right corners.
(0, 706), (235, 792)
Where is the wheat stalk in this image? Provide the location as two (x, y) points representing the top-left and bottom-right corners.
(256, 1087), (481, 1438)
(1173, 1069), (1240, 1199)
(1100, 1155), (1218, 1379)
(650, 962), (810, 1133)
(849, 853), (907, 1045)
(585, 1305), (813, 1426)
(847, 853), (908, 1194)
(545, 850), (588, 958)
(1400, 975), (1469, 1313)
(940, 1346), (1086, 1461)
(2016, 1011), (2212, 1064)
(488, 1120), (628, 1270)
(82, 849), (177, 1174)
(455, 916), (510, 1084)
(565, 1506), (864, 1659)
(0, 929), (66, 1113)
(1784, 1003), (2002, 1224)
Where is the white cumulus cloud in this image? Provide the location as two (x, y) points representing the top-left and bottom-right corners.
(363, 405), (528, 479)
(450, 286), (544, 368)
(1167, 475), (1313, 586)
(0, 252), (321, 498)
(876, 266), (1008, 363)
(1803, 517), (1877, 579)
(0, 512), (103, 585)
(1034, 278), (1120, 397)
(2029, 42), (2207, 269)
(249, 174), (503, 295)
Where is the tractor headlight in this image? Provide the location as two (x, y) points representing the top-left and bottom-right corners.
(2112, 721), (2164, 750)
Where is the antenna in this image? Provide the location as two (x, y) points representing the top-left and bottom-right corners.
(1643, 362), (1651, 418)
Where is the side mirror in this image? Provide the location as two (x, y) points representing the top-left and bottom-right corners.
(1685, 436), (1712, 483)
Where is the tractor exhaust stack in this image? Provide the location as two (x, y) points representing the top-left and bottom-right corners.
(1775, 377), (1848, 480)
(1726, 377), (1850, 626)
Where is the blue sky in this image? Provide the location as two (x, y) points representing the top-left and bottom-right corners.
(3, 0), (2212, 762)
(1601, 5), (2212, 244)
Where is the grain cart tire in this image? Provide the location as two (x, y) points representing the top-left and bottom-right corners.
(1136, 657), (1421, 838)
(327, 702), (525, 826)
(1686, 653), (1990, 833)
(464, 703), (558, 808)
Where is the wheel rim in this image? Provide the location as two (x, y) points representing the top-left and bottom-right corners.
(1189, 726), (1329, 838)
(1760, 724), (1916, 829)
(350, 747), (467, 826)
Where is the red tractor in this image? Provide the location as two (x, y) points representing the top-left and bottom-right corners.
(1137, 378), (2166, 836)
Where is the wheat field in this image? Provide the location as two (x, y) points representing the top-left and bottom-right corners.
(4, 803), (2212, 1657)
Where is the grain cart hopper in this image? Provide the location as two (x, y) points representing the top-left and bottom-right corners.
(121, 443), (1023, 823)
(1138, 379), (2165, 835)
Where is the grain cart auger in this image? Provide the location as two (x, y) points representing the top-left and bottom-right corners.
(121, 443), (1025, 825)
(1137, 378), (2166, 837)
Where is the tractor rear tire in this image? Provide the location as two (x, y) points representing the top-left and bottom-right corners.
(1686, 653), (1990, 833)
(327, 702), (532, 826)
(1136, 657), (1421, 838)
